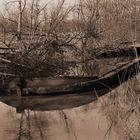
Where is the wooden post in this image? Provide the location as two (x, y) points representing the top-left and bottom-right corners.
(2, 27), (5, 43)
(17, 86), (22, 97)
(17, 0), (22, 40)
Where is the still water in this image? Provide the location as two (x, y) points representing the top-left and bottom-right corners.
(0, 93), (119, 140)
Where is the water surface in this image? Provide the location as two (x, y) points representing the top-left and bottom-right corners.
(0, 94), (119, 140)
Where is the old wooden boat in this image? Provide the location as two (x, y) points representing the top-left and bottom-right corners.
(18, 58), (140, 97)
(0, 58), (139, 113)
(6, 76), (99, 95)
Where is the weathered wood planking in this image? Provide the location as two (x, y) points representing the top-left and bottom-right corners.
(21, 58), (140, 96)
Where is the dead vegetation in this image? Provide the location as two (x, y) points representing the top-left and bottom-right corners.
(0, 0), (139, 77)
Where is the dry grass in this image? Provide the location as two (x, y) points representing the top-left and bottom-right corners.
(98, 70), (140, 140)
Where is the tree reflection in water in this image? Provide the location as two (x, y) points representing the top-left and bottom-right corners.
(0, 98), (120, 140)
(59, 111), (71, 134)
(33, 111), (46, 140)
(16, 109), (76, 140)
(18, 110), (31, 140)
(17, 110), (49, 140)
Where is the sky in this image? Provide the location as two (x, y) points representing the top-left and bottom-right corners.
(0, 0), (76, 12)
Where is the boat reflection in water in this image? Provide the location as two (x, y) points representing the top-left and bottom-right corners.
(0, 92), (97, 113)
